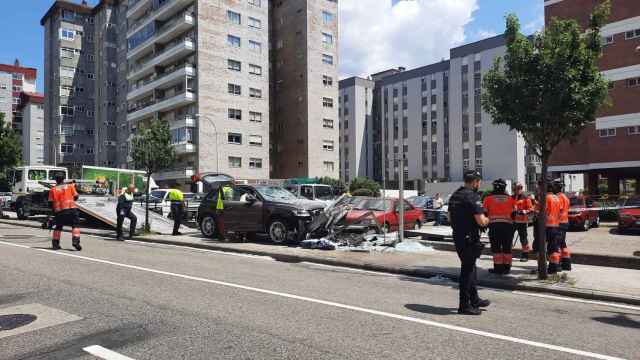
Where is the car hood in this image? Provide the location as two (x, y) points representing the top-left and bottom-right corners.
(270, 198), (327, 210)
(345, 209), (384, 222)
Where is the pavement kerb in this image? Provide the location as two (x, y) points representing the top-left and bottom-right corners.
(2, 219), (640, 306)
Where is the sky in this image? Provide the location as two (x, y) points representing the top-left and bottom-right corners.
(0, 0), (543, 91)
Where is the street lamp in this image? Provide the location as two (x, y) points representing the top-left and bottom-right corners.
(195, 113), (220, 173)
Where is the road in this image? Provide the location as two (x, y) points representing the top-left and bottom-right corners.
(0, 223), (638, 360)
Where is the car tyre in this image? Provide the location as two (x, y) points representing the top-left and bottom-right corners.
(199, 215), (217, 238)
(269, 219), (289, 244)
(16, 204), (28, 220)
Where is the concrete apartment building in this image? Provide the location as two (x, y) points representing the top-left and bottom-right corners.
(0, 61), (38, 134)
(338, 76), (374, 182)
(340, 35), (528, 190)
(18, 93), (46, 165)
(270, 0), (340, 179)
(546, 0), (640, 196)
(0, 73), (12, 125)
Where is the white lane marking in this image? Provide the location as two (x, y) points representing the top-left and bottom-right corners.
(0, 240), (626, 360)
(512, 291), (640, 312)
(83, 345), (136, 360)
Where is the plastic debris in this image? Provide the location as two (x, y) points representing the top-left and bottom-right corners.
(394, 241), (434, 253)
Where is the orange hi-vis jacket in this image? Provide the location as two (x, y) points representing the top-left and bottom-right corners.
(48, 183), (78, 213)
(513, 195), (533, 224)
(558, 192), (570, 225)
(483, 193), (516, 224)
(538, 193), (561, 227)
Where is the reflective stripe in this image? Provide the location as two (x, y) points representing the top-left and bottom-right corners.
(489, 217), (513, 224)
(52, 230), (62, 241)
(72, 228), (81, 237)
(124, 192), (134, 201)
(549, 253), (561, 264)
(503, 254), (513, 265)
(493, 254), (504, 265)
(561, 248), (571, 258)
(522, 244), (531, 252)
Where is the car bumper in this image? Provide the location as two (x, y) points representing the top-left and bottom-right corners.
(618, 218), (640, 230)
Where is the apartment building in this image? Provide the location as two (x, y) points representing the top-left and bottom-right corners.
(270, 0), (340, 179)
(0, 60), (38, 134)
(338, 76), (374, 182)
(546, 0), (640, 195)
(18, 92), (46, 165)
(341, 35), (528, 190)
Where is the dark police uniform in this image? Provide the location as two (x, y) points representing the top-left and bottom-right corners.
(116, 191), (137, 240)
(449, 186), (485, 311)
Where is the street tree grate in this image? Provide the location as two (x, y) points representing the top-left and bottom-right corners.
(0, 314), (37, 331)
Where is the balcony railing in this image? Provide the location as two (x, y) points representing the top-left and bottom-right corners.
(127, 91), (196, 122)
(127, 10), (195, 60)
(128, 37), (195, 80)
(127, 64), (195, 101)
(128, 0), (194, 37)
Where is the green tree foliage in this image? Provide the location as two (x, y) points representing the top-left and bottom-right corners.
(131, 120), (176, 231)
(0, 113), (22, 191)
(482, 2), (610, 278)
(316, 176), (346, 195)
(349, 177), (381, 197)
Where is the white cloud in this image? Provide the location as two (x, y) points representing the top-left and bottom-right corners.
(339, 0), (479, 79)
(474, 29), (498, 40)
(523, 15), (544, 34)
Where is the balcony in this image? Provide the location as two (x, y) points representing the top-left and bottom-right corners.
(127, 12), (195, 61)
(128, 39), (195, 82)
(127, 91), (197, 122)
(173, 142), (197, 155)
(168, 115), (196, 129)
(127, 0), (151, 21)
(128, 0), (195, 37)
(154, 167), (195, 181)
(127, 65), (195, 102)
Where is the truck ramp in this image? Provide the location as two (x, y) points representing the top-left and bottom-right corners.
(76, 196), (194, 235)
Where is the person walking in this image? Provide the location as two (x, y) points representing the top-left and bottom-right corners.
(512, 183), (533, 262)
(168, 185), (185, 236)
(448, 170), (490, 315)
(433, 193), (444, 226)
(214, 183), (234, 241)
(48, 175), (82, 251)
(116, 184), (138, 241)
(537, 179), (562, 274)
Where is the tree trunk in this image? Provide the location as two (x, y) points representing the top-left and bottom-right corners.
(537, 160), (549, 279)
(144, 172), (151, 232)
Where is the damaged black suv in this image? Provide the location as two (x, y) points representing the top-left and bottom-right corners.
(197, 183), (326, 243)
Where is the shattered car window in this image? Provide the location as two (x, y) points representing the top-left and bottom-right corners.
(255, 186), (299, 202)
(360, 199), (394, 212)
(314, 186), (333, 200)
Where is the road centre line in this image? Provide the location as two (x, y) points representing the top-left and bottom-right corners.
(82, 345), (136, 360)
(0, 240), (626, 360)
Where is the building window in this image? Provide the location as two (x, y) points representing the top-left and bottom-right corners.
(229, 156), (242, 168)
(62, 9), (75, 20)
(60, 47), (76, 59)
(627, 126), (640, 135)
(323, 75), (333, 86)
(60, 28), (75, 41)
(87, 73), (95, 80)
(228, 133), (242, 144)
(249, 135), (263, 146)
(248, 17), (261, 29)
(249, 88), (263, 98)
(322, 11), (334, 25)
(598, 128), (616, 137)
(227, 10), (241, 25)
(323, 97), (334, 108)
(626, 78), (640, 87)
(323, 118), (334, 128)
(323, 161), (335, 172)
(227, 35), (241, 48)
(248, 0), (261, 7)
(249, 111), (262, 122)
(624, 29), (640, 40)
(60, 105), (74, 117)
(228, 83), (241, 95)
(603, 35), (614, 45)
(322, 140), (335, 151)
(322, 32), (333, 45)
(228, 108), (242, 120)
(322, 54), (334, 65)
(248, 40), (262, 53)
(249, 158), (263, 169)
(228, 59), (241, 71)
(60, 143), (74, 153)
(249, 64), (262, 76)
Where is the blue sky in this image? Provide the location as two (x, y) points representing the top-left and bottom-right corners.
(0, 0), (543, 92)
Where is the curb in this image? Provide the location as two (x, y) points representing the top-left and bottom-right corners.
(3, 219), (640, 306)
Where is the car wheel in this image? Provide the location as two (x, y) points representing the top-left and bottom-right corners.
(16, 204), (28, 220)
(199, 215), (217, 238)
(269, 219), (289, 244)
(414, 220), (422, 230)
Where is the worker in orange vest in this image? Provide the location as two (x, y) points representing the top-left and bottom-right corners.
(483, 179), (517, 275)
(47, 175), (82, 251)
(512, 183), (533, 262)
(553, 179), (572, 271)
(536, 179), (562, 274)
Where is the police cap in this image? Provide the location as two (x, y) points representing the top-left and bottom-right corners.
(463, 170), (482, 182)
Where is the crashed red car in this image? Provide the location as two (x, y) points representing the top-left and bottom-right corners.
(568, 195), (599, 231)
(618, 197), (640, 233)
(345, 197), (424, 232)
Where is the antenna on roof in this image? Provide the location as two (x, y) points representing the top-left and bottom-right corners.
(14, 59), (20, 67)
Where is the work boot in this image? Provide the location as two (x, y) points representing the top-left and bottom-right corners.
(520, 252), (529, 262)
(473, 299), (491, 308)
(489, 264), (504, 275)
(52, 240), (61, 250)
(561, 258), (572, 271)
(547, 262), (559, 274)
(458, 307), (482, 316)
(129, 232), (136, 240)
(72, 240), (82, 251)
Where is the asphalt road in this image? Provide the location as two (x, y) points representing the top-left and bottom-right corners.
(0, 223), (638, 360)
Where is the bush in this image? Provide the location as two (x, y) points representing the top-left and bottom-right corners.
(351, 188), (374, 197)
(349, 177), (380, 197)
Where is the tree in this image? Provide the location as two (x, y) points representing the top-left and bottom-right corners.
(349, 177), (381, 197)
(316, 176), (346, 195)
(130, 120), (176, 231)
(482, 3), (610, 278)
(0, 113), (22, 191)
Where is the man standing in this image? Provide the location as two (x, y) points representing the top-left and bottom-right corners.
(168, 185), (184, 236)
(48, 175), (82, 251)
(512, 183), (533, 262)
(116, 184), (138, 241)
(553, 179), (572, 271)
(433, 193), (444, 226)
(449, 170), (490, 315)
(483, 179), (516, 275)
(538, 180), (562, 274)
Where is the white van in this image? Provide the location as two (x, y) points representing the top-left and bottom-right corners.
(8, 166), (68, 196)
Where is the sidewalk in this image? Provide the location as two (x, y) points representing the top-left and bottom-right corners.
(2, 217), (639, 305)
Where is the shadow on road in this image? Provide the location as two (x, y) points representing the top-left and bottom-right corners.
(608, 228), (640, 237)
(404, 303), (458, 316)
(592, 311), (640, 329)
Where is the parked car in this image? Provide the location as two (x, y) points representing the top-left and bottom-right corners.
(568, 195), (599, 231)
(147, 189), (200, 220)
(197, 184), (326, 243)
(407, 196), (435, 221)
(618, 196), (640, 233)
(344, 197), (424, 232)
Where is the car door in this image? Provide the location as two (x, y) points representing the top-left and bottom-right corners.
(223, 186), (263, 232)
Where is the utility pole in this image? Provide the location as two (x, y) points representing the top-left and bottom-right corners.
(398, 153), (404, 243)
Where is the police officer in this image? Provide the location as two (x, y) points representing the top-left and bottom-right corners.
(48, 175), (82, 251)
(483, 179), (516, 274)
(449, 170), (490, 315)
(553, 179), (572, 271)
(512, 183), (533, 262)
(168, 184), (185, 236)
(116, 184), (137, 241)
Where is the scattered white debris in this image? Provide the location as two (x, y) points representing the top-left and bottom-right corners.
(394, 241), (434, 253)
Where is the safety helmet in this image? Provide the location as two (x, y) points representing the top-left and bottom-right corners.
(492, 178), (507, 193)
(463, 170), (482, 182)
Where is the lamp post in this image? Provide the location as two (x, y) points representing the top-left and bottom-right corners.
(195, 113), (219, 173)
